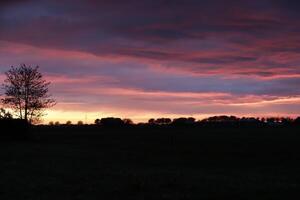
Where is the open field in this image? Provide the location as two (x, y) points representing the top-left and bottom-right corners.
(1, 126), (300, 199)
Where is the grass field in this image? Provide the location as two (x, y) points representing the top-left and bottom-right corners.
(1, 126), (300, 199)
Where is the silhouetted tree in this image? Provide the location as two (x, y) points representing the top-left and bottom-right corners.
(281, 117), (293, 125)
(294, 117), (300, 125)
(172, 117), (196, 126)
(148, 118), (155, 124)
(66, 120), (72, 125)
(49, 121), (54, 126)
(266, 117), (276, 124)
(95, 118), (101, 125)
(0, 108), (12, 119)
(123, 118), (133, 125)
(158, 118), (172, 125)
(204, 115), (239, 123)
(54, 121), (60, 126)
(1, 64), (56, 123)
(200, 116), (244, 127)
(151, 118), (172, 125)
(100, 117), (124, 127)
(77, 121), (84, 125)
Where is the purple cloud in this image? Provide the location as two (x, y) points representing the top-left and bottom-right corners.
(0, 0), (299, 122)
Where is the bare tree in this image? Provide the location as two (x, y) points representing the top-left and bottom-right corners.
(1, 64), (56, 123)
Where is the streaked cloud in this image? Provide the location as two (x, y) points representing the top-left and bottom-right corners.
(0, 0), (299, 122)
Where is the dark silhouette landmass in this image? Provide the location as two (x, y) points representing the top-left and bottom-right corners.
(1, 115), (300, 199)
(0, 119), (29, 139)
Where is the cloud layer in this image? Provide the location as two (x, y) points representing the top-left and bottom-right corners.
(0, 0), (299, 122)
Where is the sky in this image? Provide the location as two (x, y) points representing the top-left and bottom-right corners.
(0, 0), (300, 123)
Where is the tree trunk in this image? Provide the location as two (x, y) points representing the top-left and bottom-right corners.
(24, 105), (28, 121)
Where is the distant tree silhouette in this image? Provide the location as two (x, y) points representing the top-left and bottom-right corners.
(172, 117), (196, 126)
(156, 118), (172, 125)
(1, 64), (56, 123)
(148, 118), (155, 124)
(266, 117), (277, 125)
(95, 118), (101, 125)
(281, 117), (293, 125)
(148, 118), (171, 125)
(294, 117), (300, 125)
(123, 118), (134, 125)
(0, 108), (12, 119)
(203, 115), (239, 123)
(49, 121), (54, 126)
(54, 121), (60, 126)
(66, 120), (72, 125)
(238, 117), (262, 127)
(100, 117), (124, 127)
(200, 116), (239, 127)
(77, 121), (84, 125)
(239, 117), (260, 123)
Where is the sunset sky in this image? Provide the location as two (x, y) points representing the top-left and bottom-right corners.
(0, 0), (300, 123)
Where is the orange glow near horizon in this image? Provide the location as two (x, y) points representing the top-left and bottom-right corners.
(42, 109), (300, 124)
(41, 95), (300, 124)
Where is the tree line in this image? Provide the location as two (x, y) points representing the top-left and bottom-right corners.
(45, 116), (300, 127)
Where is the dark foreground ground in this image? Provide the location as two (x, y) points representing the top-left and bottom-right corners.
(1, 126), (300, 199)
